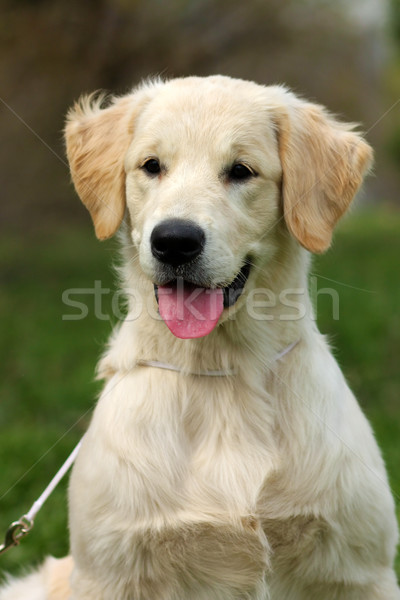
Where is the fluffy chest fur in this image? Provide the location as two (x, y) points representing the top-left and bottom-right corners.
(71, 365), (278, 523)
(69, 361), (280, 599)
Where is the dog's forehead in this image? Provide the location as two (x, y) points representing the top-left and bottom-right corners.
(134, 77), (280, 153)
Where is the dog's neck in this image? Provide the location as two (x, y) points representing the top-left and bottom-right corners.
(136, 339), (300, 377)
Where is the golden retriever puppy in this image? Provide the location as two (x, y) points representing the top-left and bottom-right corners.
(1, 76), (399, 600)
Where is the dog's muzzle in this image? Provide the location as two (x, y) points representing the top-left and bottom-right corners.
(150, 219), (251, 339)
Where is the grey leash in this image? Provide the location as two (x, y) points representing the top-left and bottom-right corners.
(0, 440), (82, 555)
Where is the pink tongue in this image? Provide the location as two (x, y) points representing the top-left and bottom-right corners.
(158, 282), (224, 339)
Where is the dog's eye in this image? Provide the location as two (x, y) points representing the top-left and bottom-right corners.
(142, 158), (161, 176)
(228, 163), (255, 182)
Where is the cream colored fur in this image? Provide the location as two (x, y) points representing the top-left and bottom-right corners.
(1, 76), (399, 599)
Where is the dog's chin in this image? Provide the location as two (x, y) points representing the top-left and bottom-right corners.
(153, 260), (252, 339)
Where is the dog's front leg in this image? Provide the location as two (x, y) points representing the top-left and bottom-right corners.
(68, 510), (273, 599)
(69, 520), (272, 600)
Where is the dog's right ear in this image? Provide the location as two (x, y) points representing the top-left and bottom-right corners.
(65, 88), (154, 240)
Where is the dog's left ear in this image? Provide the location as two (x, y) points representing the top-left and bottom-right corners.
(275, 97), (373, 253)
(65, 87), (156, 240)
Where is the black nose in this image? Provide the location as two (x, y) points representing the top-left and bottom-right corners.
(150, 219), (205, 267)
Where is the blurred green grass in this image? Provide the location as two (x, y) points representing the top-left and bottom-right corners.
(0, 209), (399, 579)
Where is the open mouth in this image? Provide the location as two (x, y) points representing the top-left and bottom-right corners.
(154, 260), (251, 339)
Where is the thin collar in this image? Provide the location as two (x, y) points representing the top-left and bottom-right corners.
(136, 339), (300, 377)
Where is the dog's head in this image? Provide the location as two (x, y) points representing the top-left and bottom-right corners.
(65, 76), (372, 339)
